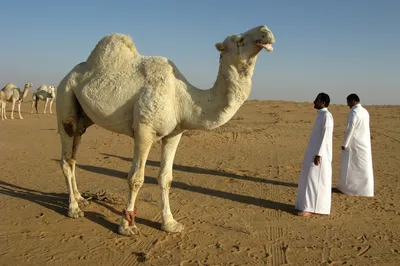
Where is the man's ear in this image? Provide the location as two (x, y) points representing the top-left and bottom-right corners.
(215, 42), (225, 52)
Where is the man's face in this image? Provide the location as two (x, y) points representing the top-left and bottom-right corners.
(313, 97), (325, 109)
(347, 99), (355, 109)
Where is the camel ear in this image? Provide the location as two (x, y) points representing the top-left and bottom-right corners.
(215, 42), (225, 52)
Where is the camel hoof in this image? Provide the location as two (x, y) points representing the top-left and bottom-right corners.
(118, 224), (139, 237)
(162, 220), (184, 233)
(78, 198), (90, 207)
(68, 207), (84, 218)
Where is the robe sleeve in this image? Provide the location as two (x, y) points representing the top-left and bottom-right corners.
(317, 114), (332, 156)
(342, 110), (358, 148)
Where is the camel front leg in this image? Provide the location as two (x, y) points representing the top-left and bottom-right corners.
(30, 100), (35, 113)
(11, 100), (16, 119)
(17, 101), (23, 119)
(49, 98), (54, 114)
(118, 126), (154, 237)
(44, 98), (49, 114)
(1, 101), (5, 120)
(158, 133), (184, 233)
(3, 102), (7, 119)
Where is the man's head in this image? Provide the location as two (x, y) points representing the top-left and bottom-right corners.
(313, 93), (330, 109)
(346, 93), (360, 109)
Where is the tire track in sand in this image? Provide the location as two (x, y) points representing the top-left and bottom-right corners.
(265, 135), (288, 266)
(266, 135), (281, 218)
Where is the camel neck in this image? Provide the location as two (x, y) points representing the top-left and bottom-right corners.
(182, 57), (256, 130)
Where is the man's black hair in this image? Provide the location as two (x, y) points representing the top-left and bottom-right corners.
(317, 92), (330, 107)
(346, 93), (360, 102)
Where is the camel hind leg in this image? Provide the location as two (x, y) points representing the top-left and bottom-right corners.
(57, 85), (92, 218)
(31, 94), (36, 113)
(35, 99), (39, 114)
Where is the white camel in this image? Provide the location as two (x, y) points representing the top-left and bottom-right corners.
(1, 82), (32, 120)
(56, 25), (275, 236)
(31, 85), (56, 114)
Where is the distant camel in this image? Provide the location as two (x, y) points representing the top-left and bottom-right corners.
(31, 85), (56, 114)
(1, 82), (32, 120)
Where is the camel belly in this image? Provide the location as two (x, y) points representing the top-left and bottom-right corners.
(73, 79), (137, 136)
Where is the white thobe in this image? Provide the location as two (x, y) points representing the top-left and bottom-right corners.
(296, 108), (334, 214)
(338, 104), (374, 196)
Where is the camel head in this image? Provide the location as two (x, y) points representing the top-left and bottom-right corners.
(215, 25), (275, 66)
(19, 82), (32, 103)
(24, 82), (33, 89)
(49, 86), (56, 98)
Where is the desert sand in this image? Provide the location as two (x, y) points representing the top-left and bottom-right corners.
(0, 97), (399, 266)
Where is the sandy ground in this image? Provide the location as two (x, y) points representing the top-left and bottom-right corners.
(0, 98), (399, 266)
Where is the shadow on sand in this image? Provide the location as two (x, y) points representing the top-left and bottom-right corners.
(51, 158), (295, 215)
(0, 180), (160, 232)
(101, 152), (299, 189)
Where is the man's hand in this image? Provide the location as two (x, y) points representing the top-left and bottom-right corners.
(314, 155), (321, 166)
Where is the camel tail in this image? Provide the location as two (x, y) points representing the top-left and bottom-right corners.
(56, 62), (93, 138)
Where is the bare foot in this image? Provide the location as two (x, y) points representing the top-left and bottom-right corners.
(298, 211), (312, 216)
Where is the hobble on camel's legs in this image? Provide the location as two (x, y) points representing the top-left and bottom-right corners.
(158, 133), (184, 233)
(118, 126), (153, 237)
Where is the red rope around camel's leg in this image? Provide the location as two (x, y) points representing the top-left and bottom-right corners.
(122, 207), (137, 226)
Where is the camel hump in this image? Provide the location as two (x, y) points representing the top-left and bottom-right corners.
(2, 82), (17, 90)
(37, 84), (48, 91)
(86, 33), (139, 71)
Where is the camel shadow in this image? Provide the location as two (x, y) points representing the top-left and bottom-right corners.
(101, 153), (298, 189)
(0, 180), (67, 216)
(0, 180), (161, 232)
(51, 159), (295, 214)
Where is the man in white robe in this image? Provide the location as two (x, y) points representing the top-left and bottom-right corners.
(296, 93), (334, 216)
(337, 93), (374, 196)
